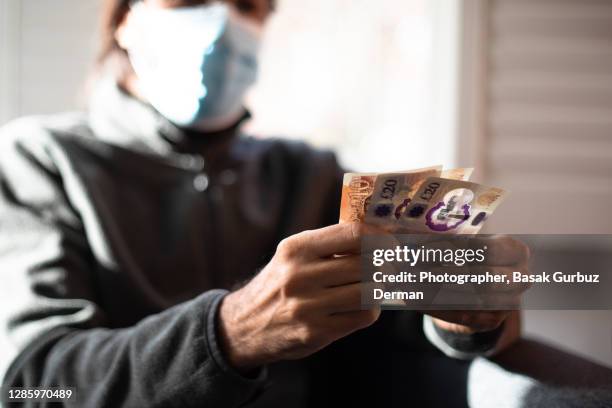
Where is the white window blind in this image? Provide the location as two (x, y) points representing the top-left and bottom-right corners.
(482, 0), (612, 234)
(462, 0), (612, 369)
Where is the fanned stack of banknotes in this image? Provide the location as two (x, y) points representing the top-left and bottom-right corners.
(339, 166), (507, 234)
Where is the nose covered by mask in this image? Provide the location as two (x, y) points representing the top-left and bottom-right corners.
(124, 2), (262, 131)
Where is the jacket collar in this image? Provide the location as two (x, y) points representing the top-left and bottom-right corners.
(88, 75), (250, 157)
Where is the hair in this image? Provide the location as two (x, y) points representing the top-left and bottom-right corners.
(97, 0), (274, 66)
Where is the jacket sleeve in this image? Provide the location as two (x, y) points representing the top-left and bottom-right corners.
(0, 118), (265, 408)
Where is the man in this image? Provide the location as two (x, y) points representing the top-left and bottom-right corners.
(0, 0), (526, 406)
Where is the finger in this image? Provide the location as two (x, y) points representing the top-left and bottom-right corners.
(304, 255), (362, 287)
(427, 311), (509, 332)
(297, 222), (385, 259)
(317, 282), (374, 314)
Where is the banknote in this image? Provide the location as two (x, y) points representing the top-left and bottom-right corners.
(339, 166), (504, 234)
(398, 177), (507, 234)
(339, 172), (378, 223)
(441, 167), (474, 181)
(364, 166), (442, 229)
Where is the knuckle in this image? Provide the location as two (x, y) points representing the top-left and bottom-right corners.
(278, 264), (301, 291)
(277, 237), (299, 258)
(295, 325), (320, 347)
(284, 297), (314, 323)
(284, 298), (303, 320)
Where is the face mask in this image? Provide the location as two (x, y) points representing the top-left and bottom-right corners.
(124, 1), (262, 131)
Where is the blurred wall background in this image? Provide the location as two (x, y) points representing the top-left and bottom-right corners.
(0, 0), (100, 124)
(0, 0), (610, 368)
(246, 0), (459, 172)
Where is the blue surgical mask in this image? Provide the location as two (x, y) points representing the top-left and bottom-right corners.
(124, 2), (261, 131)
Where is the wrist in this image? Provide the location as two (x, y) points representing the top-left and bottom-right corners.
(217, 290), (264, 374)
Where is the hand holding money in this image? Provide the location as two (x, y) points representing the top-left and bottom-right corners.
(340, 166), (527, 341)
(218, 223), (382, 372)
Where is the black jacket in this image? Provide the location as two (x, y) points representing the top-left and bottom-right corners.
(0, 78), (494, 407)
